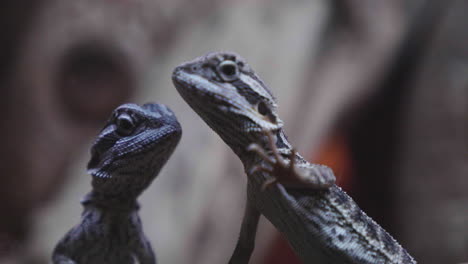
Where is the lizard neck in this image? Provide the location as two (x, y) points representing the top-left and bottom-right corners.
(81, 190), (140, 212)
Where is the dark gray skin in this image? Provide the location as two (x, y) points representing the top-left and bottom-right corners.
(52, 103), (182, 264)
(172, 52), (415, 264)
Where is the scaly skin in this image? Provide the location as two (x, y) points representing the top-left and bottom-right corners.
(52, 103), (182, 264)
(172, 52), (416, 264)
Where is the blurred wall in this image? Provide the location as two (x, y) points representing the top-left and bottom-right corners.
(0, 0), (466, 264)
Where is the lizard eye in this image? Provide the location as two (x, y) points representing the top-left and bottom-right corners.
(115, 113), (135, 136)
(217, 60), (239, 81)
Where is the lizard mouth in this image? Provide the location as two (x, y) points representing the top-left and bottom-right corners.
(172, 68), (214, 94)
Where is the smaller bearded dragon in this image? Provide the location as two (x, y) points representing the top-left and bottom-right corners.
(52, 103), (182, 264)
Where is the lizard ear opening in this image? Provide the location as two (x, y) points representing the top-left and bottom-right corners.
(257, 101), (277, 123)
(258, 101), (269, 115)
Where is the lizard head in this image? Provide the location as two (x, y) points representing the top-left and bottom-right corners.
(172, 52), (284, 156)
(87, 103), (181, 197)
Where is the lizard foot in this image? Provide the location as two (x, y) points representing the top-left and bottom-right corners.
(247, 130), (335, 190)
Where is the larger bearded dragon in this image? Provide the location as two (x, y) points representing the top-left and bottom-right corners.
(172, 52), (416, 264)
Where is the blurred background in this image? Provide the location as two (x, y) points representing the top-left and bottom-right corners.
(0, 0), (466, 263)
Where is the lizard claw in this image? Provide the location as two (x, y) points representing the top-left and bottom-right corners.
(246, 129), (286, 190)
(247, 129), (336, 190)
(249, 164), (278, 191)
(247, 143), (275, 164)
(248, 164), (273, 176)
(261, 178), (278, 191)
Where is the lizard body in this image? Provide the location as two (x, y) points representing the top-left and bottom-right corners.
(172, 52), (415, 264)
(52, 103), (182, 264)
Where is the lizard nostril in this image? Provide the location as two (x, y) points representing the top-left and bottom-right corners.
(190, 65), (200, 72)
